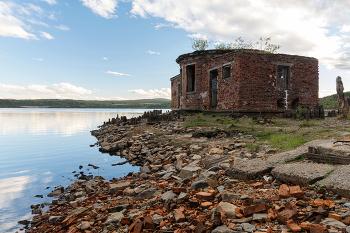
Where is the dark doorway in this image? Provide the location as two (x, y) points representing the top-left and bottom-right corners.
(292, 98), (299, 109)
(210, 69), (218, 108)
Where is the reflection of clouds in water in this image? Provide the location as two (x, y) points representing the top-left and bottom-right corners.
(0, 211), (32, 232)
(0, 169), (35, 176)
(42, 176), (53, 183)
(0, 110), (145, 136)
(0, 175), (36, 209)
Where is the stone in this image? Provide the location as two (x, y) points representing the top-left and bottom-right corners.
(134, 187), (157, 200)
(140, 166), (151, 173)
(196, 192), (215, 201)
(152, 214), (163, 225)
(241, 223), (256, 232)
(272, 162), (335, 186)
(279, 184), (290, 198)
(105, 212), (124, 224)
(48, 187), (64, 197)
(48, 216), (62, 223)
(289, 186), (304, 198)
(174, 208), (186, 223)
(252, 213), (268, 223)
(320, 218), (347, 229)
(189, 180), (209, 190)
(211, 225), (235, 233)
(161, 190), (176, 201)
(316, 165), (350, 198)
(226, 158), (273, 180)
(216, 201), (238, 219)
(109, 182), (131, 194)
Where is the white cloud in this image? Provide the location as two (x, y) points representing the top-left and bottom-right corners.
(154, 23), (173, 30)
(0, 2), (38, 39)
(80, 0), (118, 19)
(103, 57), (108, 60)
(128, 88), (171, 99)
(0, 83), (93, 99)
(104, 71), (132, 76)
(55, 24), (70, 31)
(32, 58), (43, 61)
(48, 13), (56, 20)
(146, 50), (160, 55)
(130, 0), (350, 70)
(40, 0), (57, 5)
(40, 31), (54, 39)
(27, 19), (49, 27)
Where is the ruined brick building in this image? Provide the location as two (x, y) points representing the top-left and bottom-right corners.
(170, 49), (319, 113)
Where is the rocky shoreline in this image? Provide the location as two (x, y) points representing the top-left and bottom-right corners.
(25, 116), (350, 233)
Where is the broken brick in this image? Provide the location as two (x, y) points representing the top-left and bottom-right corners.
(328, 213), (342, 221)
(289, 186), (304, 199)
(174, 208), (186, 223)
(173, 187), (187, 193)
(286, 219), (302, 232)
(196, 192), (215, 201)
(279, 184), (290, 198)
(276, 209), (298, 224)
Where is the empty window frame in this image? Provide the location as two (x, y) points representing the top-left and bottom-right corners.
(276, 65), (290, 89)
(222, 65), (231, 79)
(187, 65), (195, 92)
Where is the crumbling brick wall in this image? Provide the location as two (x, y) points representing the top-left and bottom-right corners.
(171, 50), (319, 111)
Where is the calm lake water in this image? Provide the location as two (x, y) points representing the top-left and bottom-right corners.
(0, 108), (152, 232)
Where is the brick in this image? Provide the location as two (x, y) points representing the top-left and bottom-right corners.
(172, 187), (187, 193)
(300, 222), (327, 230)
(241, 203), (267, 216)
(200, 202), (213, 208)
(278, 184), (290, 198)
(342, 216), (350, 225)
(157, 182), (167, 189)
(310, 228), (328, 233)
(276, 209), (298, 224)
(174, 208), (186, 223)
(143, 215), (156, 229)
(196, 192), (214, 201)
(289, 186), (304, 198)
(286, 219), (302, 232)
(194, 221), (206, 233)
(328, 213), (342, 221)
(120, 217), (131, 225)
(251, 182), (263, 188)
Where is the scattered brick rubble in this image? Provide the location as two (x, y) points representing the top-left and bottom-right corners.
(25, 119), (350, 233)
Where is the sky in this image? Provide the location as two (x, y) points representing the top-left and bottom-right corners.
(1, 0), (350, 100)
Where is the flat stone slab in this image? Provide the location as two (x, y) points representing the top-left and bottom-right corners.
(271, 162), (335, 186)
(267, 140), (333, 165)
(316, 165), (350, 198)
(226, 158), (273, 180)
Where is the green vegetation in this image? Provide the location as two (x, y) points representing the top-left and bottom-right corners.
(0, 98), (171, 109)
(191, 37), (281, 53)
(319, 91), (350, 109)
(286, 156), (307, 163)
(323, 169), (335, 179)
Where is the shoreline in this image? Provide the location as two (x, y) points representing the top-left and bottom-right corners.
(25, 114), (350, 232)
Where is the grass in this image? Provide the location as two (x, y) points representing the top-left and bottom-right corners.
(182, 112), (350, 152)
(323, 169), (335, 179)
(286, 156), (307, 163)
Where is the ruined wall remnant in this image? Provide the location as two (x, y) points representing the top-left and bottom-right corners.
(170, 49), (319, 113)
(336, 76), (350, 118)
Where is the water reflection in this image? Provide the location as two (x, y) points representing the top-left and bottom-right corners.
(0, 175), (35, 209)
(0, 108), (147, 136)
(0, 108), (149, 232)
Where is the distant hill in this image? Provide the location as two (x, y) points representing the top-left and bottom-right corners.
(319, 92), (350, 109)
(0, 98), (171, 109)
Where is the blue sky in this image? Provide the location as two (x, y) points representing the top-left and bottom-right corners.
(1, 0), (350, 100)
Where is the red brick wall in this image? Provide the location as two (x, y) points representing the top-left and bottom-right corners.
(171, 50), (319, 111)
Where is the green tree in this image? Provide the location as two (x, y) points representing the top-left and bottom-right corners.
(191, 37), (210, 51)
(214, 37), (281, 53)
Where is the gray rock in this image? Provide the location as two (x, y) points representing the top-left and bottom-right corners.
(346, 226), (350, 233)
(189, 180), (209, 190)
(220, 193), (240, 202)
(48, 187), (64, 197)
(105, 212), (124, 224)
(252, 213), (267, 222)
(109, 182), (131, 194)
(231, 217), (253, 223)
(216, 201), (237, 218)
(178, 166), (202, 179)
(226, 158), (273, 180)
(152, 214), (163, 224)
(272, 162), (335, 186)
(241, 223), (256, 232)
(161, 191), (176, 201)
(140, 166), (151, 174)
(320, 218), (347, 229)
(134, 187), (157, 200)
(48, 216), (62, 223)
(212, 225), (235, 233)
(317, 165), (350, 198)
(217, 186), (225, 193)
(108, 204), (130, 213)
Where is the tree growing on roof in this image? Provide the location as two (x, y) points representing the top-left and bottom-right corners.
(191, 37), (210, 51)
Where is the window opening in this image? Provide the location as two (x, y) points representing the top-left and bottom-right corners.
(187, 65), (195, 92)
(276, 65), (290, 89)
(223, 65), (231, 79)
